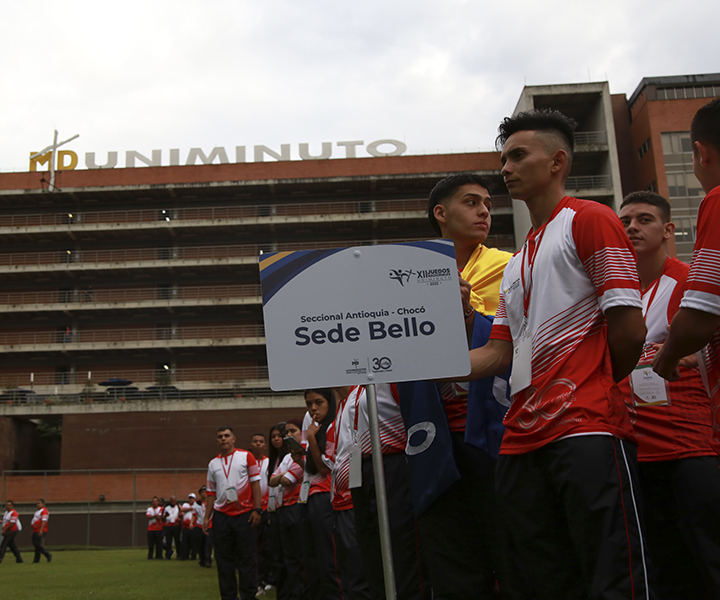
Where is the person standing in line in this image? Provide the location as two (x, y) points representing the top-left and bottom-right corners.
(31, 499), (52, 563)
(146, 496), (164, 560)
(654, 97), (720, 449)
(327, 388), (371, 600)
(265, 423), (288, 595)
(269, 419), (306, 600)
(249, 432), (271, 593)
(179, 493), (197, 561)
(466, 109), (650, 600)
(162, 495), (182, 559)
(204, 425), (263, 600)
(618, 191), (720, 600)
(334, 384), (431, 600)
(399, 173), (525, 600)
(1, 500), (23, 564)
(299, 389), (343, 600)
(194, 486), (213, 568)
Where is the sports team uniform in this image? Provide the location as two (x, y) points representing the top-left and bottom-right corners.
(179, 500), (194, 560)
(490, 196), (650, 600)
(680, 185), (720, 453)
(162, 503), (181, 559)
(31, 505), (51, 562)
(400, 243), (521, 600)
(0, 508), (22, 563)
(273, 452), (305, 600)
(193, 500), (212, 567)
(206, 449), (261, 600)
(145, 505), (164, 559)
(673, 184), (720, 598)
(324, 414), (371, 600)
(301, 412), (342, 600)
(339, 384), (430, 600)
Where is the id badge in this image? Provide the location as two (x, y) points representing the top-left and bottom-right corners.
(511, 321), (532, 395)
(349, 431), (362, 489)
(268, 495), (277, 512)
(299, 480), (310, 504)
(225, 486), (238, 503)
(277, 487), (283, 508)
(630, 366), (669, 406)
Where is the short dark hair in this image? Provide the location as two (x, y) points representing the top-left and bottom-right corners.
(427, 173), (493, 236)
(691, 98), (720, 154)
(251, 433), (266, 441)
(38, 498), (45, 504)
(620, 191), (671, 223)
(496, 109), (577, 158)
(216, 425), (234, 434)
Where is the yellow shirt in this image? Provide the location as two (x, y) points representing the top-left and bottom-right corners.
(461, 245), (512, 316)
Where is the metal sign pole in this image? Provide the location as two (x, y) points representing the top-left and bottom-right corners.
(365, 383), (397, 600)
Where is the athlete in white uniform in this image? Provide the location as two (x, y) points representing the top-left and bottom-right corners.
(334, 384), (429, 600)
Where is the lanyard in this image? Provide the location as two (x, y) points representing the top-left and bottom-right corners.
(352, 386), (363, 433)
(642, 259), (667, 318)
(221, 451), (235, 482)
(642, 278), (662, 319)
(520, 229), (545, 319)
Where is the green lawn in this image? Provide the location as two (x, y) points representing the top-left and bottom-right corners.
(0, 548), (277, 600)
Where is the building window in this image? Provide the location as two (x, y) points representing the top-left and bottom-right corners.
(638, 138), (650, 160)
(656, 85), (720, 101)
(661, 132), (692, 155)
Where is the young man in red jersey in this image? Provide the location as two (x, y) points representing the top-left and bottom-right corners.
(466, 109), (650, 600)
(619, 191), (720, 600)
(31, 498), (52, 563)
(654, 98), (720, 444)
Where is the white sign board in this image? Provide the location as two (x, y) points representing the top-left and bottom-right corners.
(259, 240), (471, 390)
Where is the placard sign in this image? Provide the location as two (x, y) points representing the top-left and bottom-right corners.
(259, 240), (471, 390)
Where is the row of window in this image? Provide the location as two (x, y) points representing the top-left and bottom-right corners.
(656, 85), (720, 101)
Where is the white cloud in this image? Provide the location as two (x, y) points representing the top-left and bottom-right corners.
(1, 0), (718, 171)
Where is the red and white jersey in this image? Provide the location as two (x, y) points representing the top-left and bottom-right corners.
(680, 185), (720, 453)
(356, 384), (405, 456)
(332, 387), (359, 510)
(273, 453), (304, 506)
(618, 257), (715, 460)
(302, 411), (332, 496)
(163, 504), (181, 526)
(257, 456), (270, 510)
(146, 506), (163, 531)
(206, 448), (261, 516)
(181, 502), (193, 527)
(3, 509), (19, 533)
(325, 415), (352, 510)
(193, 501), (205, 527)
(490, 196), (642, 454)
(332, 384), (404, 504)
(31, 507), (49, 533)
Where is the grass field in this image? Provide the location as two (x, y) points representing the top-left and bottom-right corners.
(0, 548), (277, 600)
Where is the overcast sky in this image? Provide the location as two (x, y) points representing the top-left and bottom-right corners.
(2, 0), (718, 172)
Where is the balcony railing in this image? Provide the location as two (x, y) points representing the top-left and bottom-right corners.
(0, 365), (269, 390)
(0, 198), (426, 229)
(565, 175), (612, 190)
(0, 284), (261, 307)
(0, 196), (513, 230)
(0, 238), (424, 268)
(0, 324), (265, 348)
(574, 131), (608, 145)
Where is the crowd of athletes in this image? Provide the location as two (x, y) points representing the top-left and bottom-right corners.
(154, 97), (720, 600)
